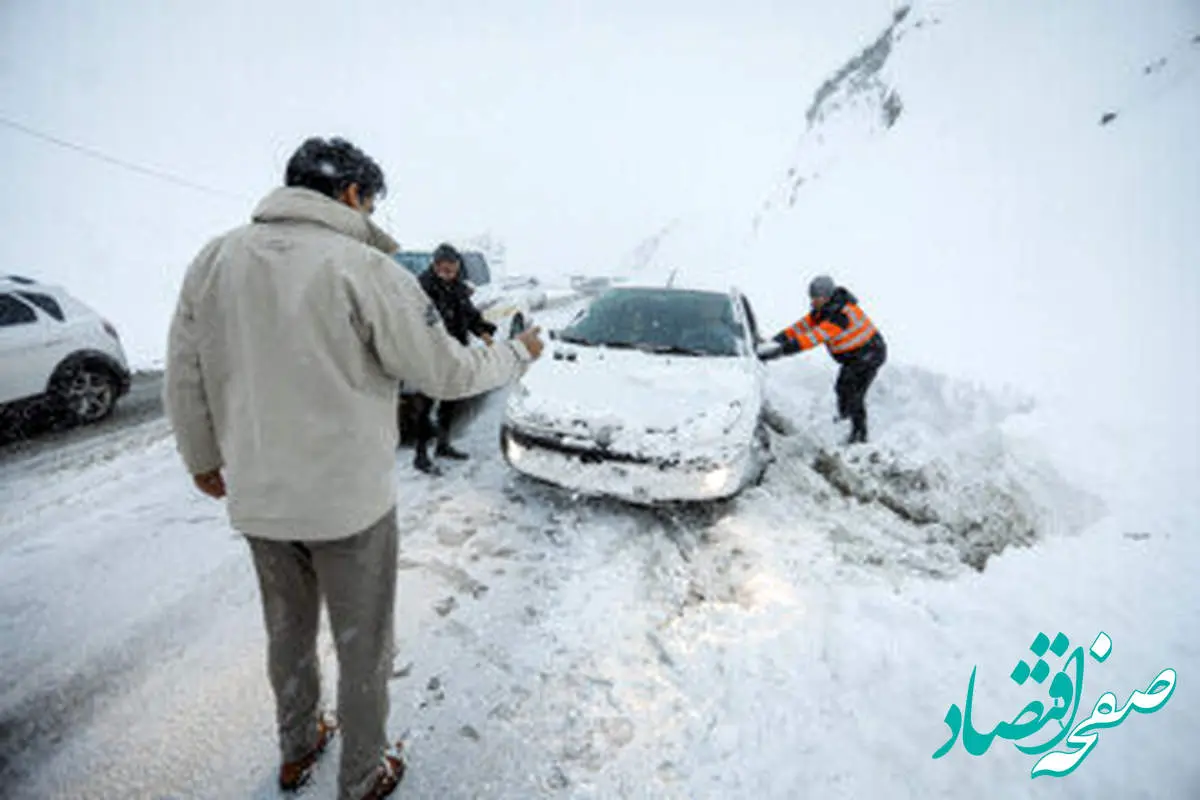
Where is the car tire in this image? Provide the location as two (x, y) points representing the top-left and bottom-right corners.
(750, 421), (772, 486)
(53, 363), (118, 425)
(509, 313), (527, 338)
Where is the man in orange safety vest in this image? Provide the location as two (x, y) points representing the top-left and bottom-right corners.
(759, 274), (887, 444)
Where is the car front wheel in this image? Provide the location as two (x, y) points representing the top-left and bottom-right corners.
(56, 365), (118, 424)
(750, 420), (773, 486)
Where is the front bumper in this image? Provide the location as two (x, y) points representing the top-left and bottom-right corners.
(500, 424), (749, 504)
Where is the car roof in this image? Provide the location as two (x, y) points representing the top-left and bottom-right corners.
(1, 274), (42, 288)
(0, 277), (89, 314)
(396, 248), (485, 256)
(0, 275), (69, 297)
(594, 282), (742, 300)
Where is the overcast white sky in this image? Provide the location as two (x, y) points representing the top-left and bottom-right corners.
(0, 0), (902, 274)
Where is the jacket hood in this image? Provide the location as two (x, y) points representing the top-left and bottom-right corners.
(251, 187), (399, 254)
(816, 286), (857, 320)
(830, 286), (857, 307)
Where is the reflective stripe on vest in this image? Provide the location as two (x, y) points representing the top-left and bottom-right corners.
(828, 305), (877, 354)
(787, 318), (826, 349)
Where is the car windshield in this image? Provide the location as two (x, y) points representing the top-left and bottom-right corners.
(460, 252), (490, 286)
(393, 252), (431, 278)
(559, 288), (743, 357)
(393, 251), (491, 286)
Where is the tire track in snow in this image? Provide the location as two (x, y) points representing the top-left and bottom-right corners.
(381, 388), (764, 795)
(0, 552), (249, 795)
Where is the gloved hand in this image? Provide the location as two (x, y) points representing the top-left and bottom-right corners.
(756, 341), (784, 362)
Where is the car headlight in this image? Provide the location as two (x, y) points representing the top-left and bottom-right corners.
(702, 466), (730, 493)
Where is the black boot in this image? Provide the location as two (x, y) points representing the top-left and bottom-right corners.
(844, 417), (873, 448)
(433, 400), (467, 459)
(435, 440), (470, 460)
(414, 445), (442, 475)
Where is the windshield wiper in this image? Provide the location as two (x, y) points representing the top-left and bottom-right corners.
(638, 344), (711, 356)
(559, 338), (707, 355)
(561, 339), (639, 350)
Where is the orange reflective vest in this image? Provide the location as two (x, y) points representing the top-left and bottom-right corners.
(783, 302), (878, 357)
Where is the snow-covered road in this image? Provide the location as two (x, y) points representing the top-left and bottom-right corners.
(2, 326), (1197, 799)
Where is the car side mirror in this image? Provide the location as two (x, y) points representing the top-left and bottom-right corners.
(756, 342), (783, 361)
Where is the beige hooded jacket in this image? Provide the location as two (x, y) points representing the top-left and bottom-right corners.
(164, 187), (530, 541)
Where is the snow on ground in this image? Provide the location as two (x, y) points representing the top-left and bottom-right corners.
(2, 1), (1198, 797)
(0, 296), (1195, 798)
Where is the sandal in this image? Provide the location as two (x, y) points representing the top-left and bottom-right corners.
(358, 741), (407, 800)
(279, 713), (338, 791)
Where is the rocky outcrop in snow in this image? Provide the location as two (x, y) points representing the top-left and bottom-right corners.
(753, 5), (942, 231)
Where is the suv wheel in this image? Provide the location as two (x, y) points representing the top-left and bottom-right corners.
(56, 365), (117, 424)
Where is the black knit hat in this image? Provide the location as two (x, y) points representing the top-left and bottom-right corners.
(432, 243), (462, 265)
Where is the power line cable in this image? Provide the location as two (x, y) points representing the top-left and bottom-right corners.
(0, 114), (247, 200)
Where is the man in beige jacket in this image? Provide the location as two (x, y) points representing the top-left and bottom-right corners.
(164, 137), (543, 800)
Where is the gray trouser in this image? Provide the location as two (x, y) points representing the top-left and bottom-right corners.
(246, 508), (398, 800)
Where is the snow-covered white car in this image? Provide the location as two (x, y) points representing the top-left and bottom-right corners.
(0, 275), (131, 425)
(500, 284), (773, 504)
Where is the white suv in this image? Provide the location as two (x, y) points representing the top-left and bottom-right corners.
(0, 275), (131, 426)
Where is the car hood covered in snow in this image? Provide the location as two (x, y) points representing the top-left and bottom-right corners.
(505, 344), (762, 462)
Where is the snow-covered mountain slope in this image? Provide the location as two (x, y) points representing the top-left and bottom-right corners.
(743, 1), (1200, 412)
(753, 4), (919, 225)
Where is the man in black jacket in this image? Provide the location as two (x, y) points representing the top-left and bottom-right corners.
(411, 243), (498, 474)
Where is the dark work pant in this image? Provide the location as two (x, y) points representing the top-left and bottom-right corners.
(246, 509), (398, 800)
(411, 394), (460, 452)
(835, 335), (887, 441)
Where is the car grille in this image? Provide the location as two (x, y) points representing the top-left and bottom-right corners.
(505, 426), (718, 471)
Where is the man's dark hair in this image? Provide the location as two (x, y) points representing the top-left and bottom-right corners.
(432, 243), (462, 265)
(284, 137), (387, 202)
